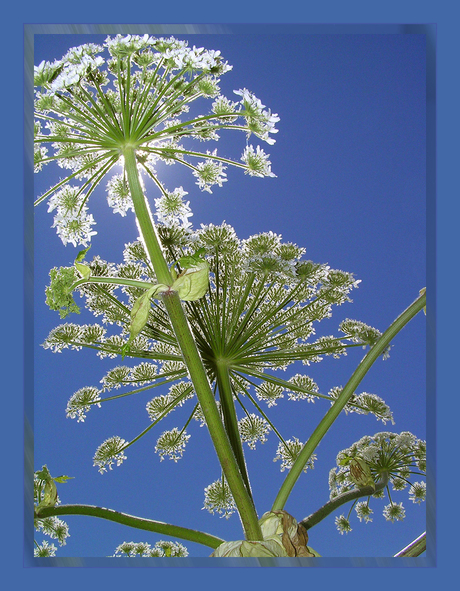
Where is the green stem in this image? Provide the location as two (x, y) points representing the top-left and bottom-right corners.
(394, 532), (426, 557)
(299, 472), (389, 530)
(215, 361), (253, 500)
(162, 290), (262, 540)
(122, 147), (262, 541)
(271, 291), (426, 511)
(35, 504), (224, 550)
(123, 147), (172, 285)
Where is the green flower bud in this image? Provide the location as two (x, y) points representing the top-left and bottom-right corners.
(349, 457), (375, 489)
(210, 510), (316, 558)
(171, 260), (210, 301)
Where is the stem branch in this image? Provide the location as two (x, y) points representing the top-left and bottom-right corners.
(35, 504), (224, 550)
(272, 291), (426, 511)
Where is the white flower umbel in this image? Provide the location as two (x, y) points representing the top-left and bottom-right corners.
(106, 174), (134, 216)
(355, 501), (373, 523)
(203, 478), (237, 519)
(274, 438), (316, 473)
(328, 431), (425, 535)
(154, 188), (193, 229)
(192, 151), (228, 193)
(66, 386), (101, 422)
(93, 436), (127, 473)
(409, 481), (427, 504)
(34, 540), (58, 557)
(113, 540), (188, 557)
(155, 428), (190, 462)
(35, 516), (70, 546)
(241, 145), (276, 177)
(335, 515), (352, 535)
(383, 501), (406, 523)
(35, 35), (279, 245)
(238, 414), (270, 450)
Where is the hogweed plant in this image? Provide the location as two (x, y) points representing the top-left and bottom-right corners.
(33, 34), (426, 559)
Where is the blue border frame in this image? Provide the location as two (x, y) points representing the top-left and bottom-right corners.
(23, 22), (436, 569)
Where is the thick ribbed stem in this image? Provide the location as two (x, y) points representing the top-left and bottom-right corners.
(123, 147), (262, 541)
(35, 504), (224, 549)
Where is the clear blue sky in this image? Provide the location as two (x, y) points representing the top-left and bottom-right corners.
(33, 30), (427, 559)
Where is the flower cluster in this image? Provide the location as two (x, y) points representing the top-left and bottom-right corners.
(273, 439), (317, 473)
(329, 431), (426, 534)
(34, 34), (278, 246)
(34, 466), (71, 556)
(47, 186), (97, 247)
(203, 478), (237, 519)
(113, 540), (188, 557)
(93, 436), (128, 473)
(42, 219), (391, 486)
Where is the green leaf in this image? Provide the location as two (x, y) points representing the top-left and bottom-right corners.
(74, 247), (91, 280)
(178, 248), (206, 269)
(75, 246), (91, 263)
(126, 284), (168, 345)
(172, 260), (210, 301)
(53, 475), (74, 484)
(75, 262), (91, 280)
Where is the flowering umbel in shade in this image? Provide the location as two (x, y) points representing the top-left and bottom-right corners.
(329, 432), (426, 534)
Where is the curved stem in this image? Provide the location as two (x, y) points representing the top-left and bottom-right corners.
(162, 290), (262, 540)
(300, 472), (389, 530)
(215, 361), (253, 500)
(271, 291), (426, 511)
(394, 532), (426, 557)
(122, 147), (262, 540)
(35, 504), (224, 550)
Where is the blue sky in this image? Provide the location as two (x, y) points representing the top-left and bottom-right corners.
(33, 29), (428, 560)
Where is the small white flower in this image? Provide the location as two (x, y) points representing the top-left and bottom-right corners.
(155, 428), (190, 462)
(383, 502), (406, 522)
(241, 145), (276, 178)
(203, 479), (236, 518)
(93, 436), (127, 473)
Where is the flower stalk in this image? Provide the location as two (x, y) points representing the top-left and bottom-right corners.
(300, 472), (389, 530)
(35, 504), (224, 550)
(123, 146), (262, 541)
(271, 290), (426, 511)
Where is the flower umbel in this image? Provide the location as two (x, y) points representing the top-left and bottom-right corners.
(329, 431), (426, 534)
(34, 35), (279, 245)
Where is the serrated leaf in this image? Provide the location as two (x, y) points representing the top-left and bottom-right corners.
(53, 475), (74, 483)
(75, 246), (91, 263)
